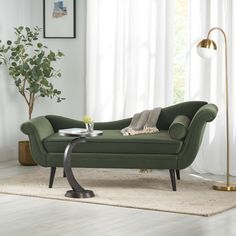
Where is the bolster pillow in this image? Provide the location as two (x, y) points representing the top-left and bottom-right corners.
(169, 115), (190, 140)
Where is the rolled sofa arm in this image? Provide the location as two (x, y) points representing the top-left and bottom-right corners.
(21, 116), (55, 166)
(188, 103), (218, 131)
(177, 103), (218, 169)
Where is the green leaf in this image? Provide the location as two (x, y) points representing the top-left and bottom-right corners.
(58, 51), (64, 57)
(14, 38), (21, 44)
(21, 70), (26, 76)
(48, 51), (56, 61)
(23, 63), (29, 70)
(35, 58), (41, 65)
(44, 69), (51, 78)
(15, 79), (21, 87)
(37, 43), (43, 48)
(29, 84), (40, 93)
(15, 28), (20, 34)
(7, 40), (12, 45)
(38, 52), (45, 58)
(36, 69), (42, 77)
(41, 79), (49, 86)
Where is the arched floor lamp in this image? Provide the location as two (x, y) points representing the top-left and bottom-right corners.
(197, 27), (236, 191)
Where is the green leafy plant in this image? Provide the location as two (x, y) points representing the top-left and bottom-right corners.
(0, 26), (65, 120)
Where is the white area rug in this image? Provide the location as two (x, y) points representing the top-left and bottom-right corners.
(0, 168), (235, 216)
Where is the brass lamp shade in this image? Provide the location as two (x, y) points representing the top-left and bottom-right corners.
(197, 39), (217, 59)
(197, 38), (217, 50)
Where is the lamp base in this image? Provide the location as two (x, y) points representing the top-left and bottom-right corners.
(213, 183), (236, 191)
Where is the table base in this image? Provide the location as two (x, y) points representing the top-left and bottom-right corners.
(65, 189), (95, 198)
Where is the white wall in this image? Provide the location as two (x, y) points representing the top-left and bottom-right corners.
(0, 0), (86, 160)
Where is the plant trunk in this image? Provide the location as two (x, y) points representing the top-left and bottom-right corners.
(28, 96), (34, 120)
(29, 109), (32, 120)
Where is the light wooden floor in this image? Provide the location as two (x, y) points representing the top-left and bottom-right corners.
(0, 160), (236, 236)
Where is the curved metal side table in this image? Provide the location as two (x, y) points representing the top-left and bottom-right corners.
(59, 128), (103, 198)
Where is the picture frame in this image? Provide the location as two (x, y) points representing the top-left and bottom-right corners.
(43, 0), (76, 38)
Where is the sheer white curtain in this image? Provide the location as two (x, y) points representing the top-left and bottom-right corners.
(86, 0), (175, 121)
(188, 0), (236, 175)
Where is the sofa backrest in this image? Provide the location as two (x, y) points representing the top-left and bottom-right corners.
(45, 101), (208, 132)
(157, 101), (207, 130)
(46, 115), (85, 132)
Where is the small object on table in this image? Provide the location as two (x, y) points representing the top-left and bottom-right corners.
(85, 122), (94, 133)
(82, 115), (94, 133)
(59, 128), (103, 198)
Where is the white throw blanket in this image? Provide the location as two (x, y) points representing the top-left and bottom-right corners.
(121, 107), (162, 136)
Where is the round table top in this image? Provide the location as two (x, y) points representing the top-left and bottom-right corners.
(59, 128), (103, 137)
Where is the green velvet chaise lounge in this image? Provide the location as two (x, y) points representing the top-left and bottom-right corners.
(21, 101), (218, 191)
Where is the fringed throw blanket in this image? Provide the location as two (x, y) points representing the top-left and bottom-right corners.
(121, 107), (162, 136)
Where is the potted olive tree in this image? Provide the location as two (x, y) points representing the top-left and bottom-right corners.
(0, 26), (65, 165)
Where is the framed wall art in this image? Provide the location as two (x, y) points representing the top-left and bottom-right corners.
(43, 0), (76, 38)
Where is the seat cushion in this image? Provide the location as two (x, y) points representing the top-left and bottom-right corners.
(43, 130), (183, 155)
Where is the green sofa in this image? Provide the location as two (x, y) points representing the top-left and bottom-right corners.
(21, 101), (217, 191)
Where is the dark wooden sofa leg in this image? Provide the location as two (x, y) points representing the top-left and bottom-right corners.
(176, 169), (180, 180)
(49, 167), (56, 188)
(169, 169), (176, 191)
